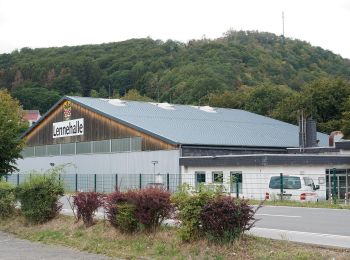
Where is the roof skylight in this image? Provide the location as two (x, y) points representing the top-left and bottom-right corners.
(151, 102), (175, 110)
(108, 99), (126, 106)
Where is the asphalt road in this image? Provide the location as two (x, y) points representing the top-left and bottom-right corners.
(250, 206), (350, 249)
(0, 231), (112, 260)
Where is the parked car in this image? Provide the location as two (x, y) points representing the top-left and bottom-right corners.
(265, 175), (320, 202)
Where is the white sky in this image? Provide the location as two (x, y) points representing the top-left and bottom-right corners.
(1, 0), (350, 58)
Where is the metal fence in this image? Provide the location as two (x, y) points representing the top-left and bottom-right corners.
(4, 171), (349, 203)
(5, 173), (181, 193)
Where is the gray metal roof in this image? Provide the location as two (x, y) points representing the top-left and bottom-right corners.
(64, 96), (329, 148)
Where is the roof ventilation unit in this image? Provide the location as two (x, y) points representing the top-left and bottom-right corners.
(108, 99), (126, 107)
(199, 105), (216, 113)
(151, 102), (175, 110)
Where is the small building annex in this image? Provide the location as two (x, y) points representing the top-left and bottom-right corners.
(16, 96), (350, 200)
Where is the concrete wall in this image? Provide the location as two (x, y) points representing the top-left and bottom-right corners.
(16, 149), (180, 175)
(181, 164), (350, 200)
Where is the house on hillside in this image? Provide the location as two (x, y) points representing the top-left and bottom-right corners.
(23, 110), (41, 127)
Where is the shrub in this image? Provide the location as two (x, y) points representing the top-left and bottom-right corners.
(104, 190), (129, 228)
(16, 173), (64, 223)
(0, 182), (16, 219)
(171, 185), (217, 241)
(72, 192), (103, 227)
(104, 188), (172, 232)
(133, 187), (172, 231)
(116, 202), (139, 233)
(200, 197), (255, 243)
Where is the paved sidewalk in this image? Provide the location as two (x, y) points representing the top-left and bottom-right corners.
(0, 231), (113, 260)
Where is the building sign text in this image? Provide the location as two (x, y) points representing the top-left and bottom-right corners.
(53, 118), (84, 138)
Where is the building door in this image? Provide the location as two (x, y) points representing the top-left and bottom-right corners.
(326, 169), (350, 201)
(195, 171), (206, 189)
(230, 171), (242, 196)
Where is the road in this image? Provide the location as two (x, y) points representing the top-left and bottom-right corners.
(250, 206), (350, 249)
(0, 231), (112, 260)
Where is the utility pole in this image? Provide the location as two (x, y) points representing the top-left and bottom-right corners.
(282, 11), (285, 44)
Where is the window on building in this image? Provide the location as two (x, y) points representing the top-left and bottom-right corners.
(21, 147), (35, 158)
(230, 171), (242, 194)
(47, 144), (60, 156)
(93, 140), (111, 153)
(34, 145), (46, 157)
(76, 141), (92, 154)
(195, 171), (206, 188)
(61, 143), (76, 155)
(212, 171), (223, 183)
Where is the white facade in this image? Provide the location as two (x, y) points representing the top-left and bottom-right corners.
(181, 164), (350, 200)
(17, 149), (180, 175)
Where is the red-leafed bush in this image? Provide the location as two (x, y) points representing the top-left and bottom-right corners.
(133, 187), (172, 231)
(200, 196), (255, 242)
(72, 192), (103, 227)
(104, 190), (132, 228)
(104, 188), (172, 232)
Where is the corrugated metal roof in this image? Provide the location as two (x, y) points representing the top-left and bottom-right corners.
(66, 96), (329, 148)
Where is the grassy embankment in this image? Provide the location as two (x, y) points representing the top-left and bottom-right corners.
(0, 213), (349, 260)
(250, 199), (350, 209)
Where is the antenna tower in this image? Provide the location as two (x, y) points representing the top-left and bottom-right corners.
(282, 11), (285, 44)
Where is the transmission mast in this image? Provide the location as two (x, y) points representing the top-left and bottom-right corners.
(282, 11), (285, 44)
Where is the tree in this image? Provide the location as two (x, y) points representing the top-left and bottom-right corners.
(51, 74), (82, 95)
(244, 85), (294, 116)
(272, 78), (350, 134)
(121, 89), (153, 102)
(0, 90), (27, 179)
(11, 82), (61, 113)
(341, 97), (350, 139)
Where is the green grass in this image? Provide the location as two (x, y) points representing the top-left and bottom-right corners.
(250, 199), (350, 209)
(0, 213), (349, 259)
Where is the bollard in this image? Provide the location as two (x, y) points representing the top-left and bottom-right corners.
(94, 174), (97, 192)
(115, 174), (118, 191)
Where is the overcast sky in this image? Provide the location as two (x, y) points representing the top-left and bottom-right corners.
(1, 0), (350, 58)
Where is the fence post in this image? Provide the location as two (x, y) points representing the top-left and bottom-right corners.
(235, 173), (239, 198)
(167, 173), (170, 191)
(332, 168), (337, 204)
(115, 174), (118, 191)
(17, 173), (19, 186)
(280, 173), (283, 201)
(58, 173), (61, 184)
(139, 173), (142, 189)
(346, 170), (349, 205)
(75, 173), (78, 192)
(5, 175), (8, 182)
(94, 174), (97, 192)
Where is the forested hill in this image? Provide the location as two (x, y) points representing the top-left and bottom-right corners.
(1, 30), (350, 136)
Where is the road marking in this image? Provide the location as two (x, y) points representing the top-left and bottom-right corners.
(255, 213), (301, 218)
(249, 227), (350, 249)
(262, 205), (350, 211)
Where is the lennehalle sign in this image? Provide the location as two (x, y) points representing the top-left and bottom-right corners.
(53, 118), (84, 138)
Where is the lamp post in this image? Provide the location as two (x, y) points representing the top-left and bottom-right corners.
(151, 161), (158, 175)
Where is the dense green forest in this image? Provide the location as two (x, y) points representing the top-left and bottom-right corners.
(0, 30), (349, 137)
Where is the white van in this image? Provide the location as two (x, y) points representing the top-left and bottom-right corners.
(265, 175), (319, 202)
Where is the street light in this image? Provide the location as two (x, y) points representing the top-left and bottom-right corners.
(151, 161), (158, 175)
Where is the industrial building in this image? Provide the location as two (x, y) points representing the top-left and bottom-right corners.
(15, 96), (350, 200)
